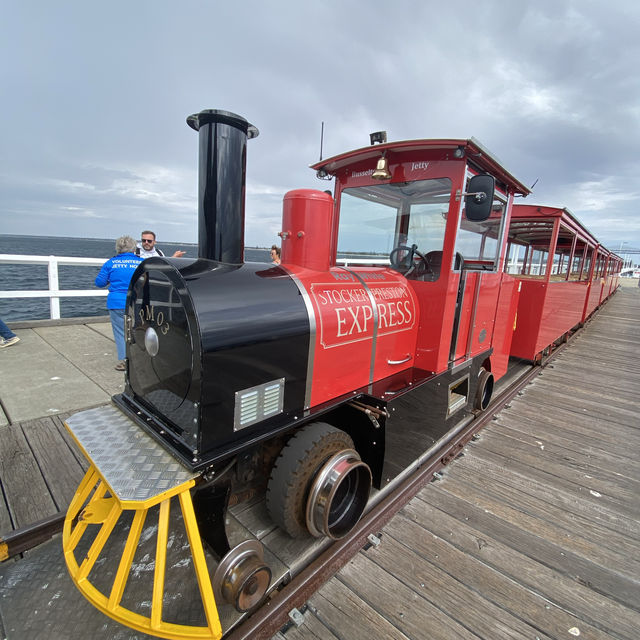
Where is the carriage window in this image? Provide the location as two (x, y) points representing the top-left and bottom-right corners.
(505, 243), (524, 274)
(530, 249), (548, 276)
(337, 178), (451, 267)
(552, 248), (570, 278)
(506, 244), (548, 277)
(568, 240), (590, 281)
(582, 247), (593, 281)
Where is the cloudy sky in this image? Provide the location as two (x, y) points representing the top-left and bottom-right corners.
(2, 1), (639, 257)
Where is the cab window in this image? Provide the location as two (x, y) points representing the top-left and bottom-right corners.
(337, 178), (451, 277)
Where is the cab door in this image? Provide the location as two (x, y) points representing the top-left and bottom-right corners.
(449, 271), (502, 365)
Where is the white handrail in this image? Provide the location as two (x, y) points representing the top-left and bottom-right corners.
(336, 257), (391, 266)
(0, 253), (108, 320)
(1, 252), (393, 321)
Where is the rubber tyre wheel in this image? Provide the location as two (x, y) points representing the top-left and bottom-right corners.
(266, 422), (354, 538)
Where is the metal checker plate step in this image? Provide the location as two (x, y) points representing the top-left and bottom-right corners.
(65, 405), (197, 502)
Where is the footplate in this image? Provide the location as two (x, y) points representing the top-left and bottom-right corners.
(63, 405), (223, 640)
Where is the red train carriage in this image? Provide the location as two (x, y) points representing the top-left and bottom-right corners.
(505, 204), (621, 362)
(61, 109), (537, 639)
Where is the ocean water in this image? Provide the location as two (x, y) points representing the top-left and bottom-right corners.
(0, 235), (271, 322)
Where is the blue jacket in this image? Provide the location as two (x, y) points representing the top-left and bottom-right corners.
(95, 252), (143, 310)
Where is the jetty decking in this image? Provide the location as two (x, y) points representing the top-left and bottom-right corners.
(270, 282), (640, 640)
(0, 317), (120, 535)
(0, 280), (638, 639)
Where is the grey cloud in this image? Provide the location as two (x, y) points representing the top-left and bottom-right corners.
(1, 0), (639, 255)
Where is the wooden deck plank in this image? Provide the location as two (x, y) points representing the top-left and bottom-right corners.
(20, 416), (87, 512)
(0, 482), (12, 534)
(52, 413), (89, 472)
(359, 529), (556, 639)
(0, 424), (57, 529)
(383, 511), (623, 640)
(500, 400), (640, 454)
(335, 553), (479, 640)
(276, 609), (340, 640)
(492, 413), (640, 478)
(524, 373), (640, 416)
(408, 492), (640, 639)
(437, 468), (640, 583)
(536, 367), (639, 406)
(474, 429), (640, 516)
(464, 445), (640, 541)
(307, 577), (411, 640)
(517, 385), (639, 429)
(450, 460), (640, 573)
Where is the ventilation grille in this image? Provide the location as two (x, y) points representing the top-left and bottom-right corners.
(234, 378), (285, 431)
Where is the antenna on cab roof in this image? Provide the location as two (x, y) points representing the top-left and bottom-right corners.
(516, 177), (539, 197)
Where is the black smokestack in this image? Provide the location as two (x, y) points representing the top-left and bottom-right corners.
(187, 109), (259, 264)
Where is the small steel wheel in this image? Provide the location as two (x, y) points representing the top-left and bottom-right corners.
(266, 422), (371, 539)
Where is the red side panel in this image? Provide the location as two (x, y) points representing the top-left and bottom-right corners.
(455, 273), (502, 361)
(543, 281), (589, 337)
(286, 265), (419, 407)
(491, 274), (520, 380)
(584, 277), (605, 320)
(510, 280), (546, 359)
(411, 278), (457, 374)
(511, 280), (589, 360)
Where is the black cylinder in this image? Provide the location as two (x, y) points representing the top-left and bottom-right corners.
(187, 109), (259, 264)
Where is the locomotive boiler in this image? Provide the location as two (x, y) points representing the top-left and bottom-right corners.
(62, 108), (533, 639)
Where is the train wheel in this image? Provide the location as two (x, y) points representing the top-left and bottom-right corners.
(212, 540), (272, 612)
(475, 367), (494, 411)
(266, 422), (371, 539)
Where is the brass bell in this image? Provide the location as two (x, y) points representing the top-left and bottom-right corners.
(371, 155), (391, 180)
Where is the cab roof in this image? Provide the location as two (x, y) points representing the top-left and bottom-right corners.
(311, 137), (531, 196)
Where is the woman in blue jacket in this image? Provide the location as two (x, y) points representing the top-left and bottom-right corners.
(95, 236), (143, 370)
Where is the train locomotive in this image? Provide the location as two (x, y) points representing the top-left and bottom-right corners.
(61, 109), (619, 639)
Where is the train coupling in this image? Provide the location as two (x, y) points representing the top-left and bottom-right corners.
(62, 406), (270, 639)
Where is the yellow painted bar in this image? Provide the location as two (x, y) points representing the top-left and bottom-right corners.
(68, 478), (107, 551)
(108, 509), (147, 611)
(76, 498), (123, 582)
(151, 499), (171, 629)
(179, 491), (223, 638)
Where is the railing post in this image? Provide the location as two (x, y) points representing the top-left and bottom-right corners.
(48, 256), (61, 320)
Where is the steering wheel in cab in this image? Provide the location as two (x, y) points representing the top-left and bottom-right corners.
(389, 244), (431, 278)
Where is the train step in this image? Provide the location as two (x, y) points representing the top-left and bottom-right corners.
(63, 405), (224, 640)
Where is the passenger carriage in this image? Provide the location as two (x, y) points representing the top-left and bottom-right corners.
(505, 204), (621, 362)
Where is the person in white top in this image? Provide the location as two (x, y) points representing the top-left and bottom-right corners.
(136, 230), (185, 258)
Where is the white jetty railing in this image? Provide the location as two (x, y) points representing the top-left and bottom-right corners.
(0, 254), (108, 320)
(337, 257), (390, 266)
(0, 253), (392, 321)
